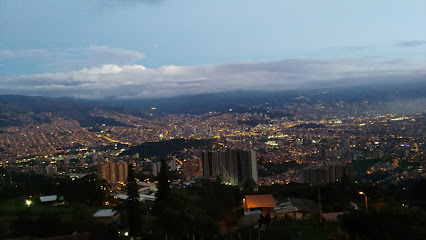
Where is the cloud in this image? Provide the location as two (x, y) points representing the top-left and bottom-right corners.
(1, 58), (424, 99)
(46, 45), (145, 72)
(395, 40), (426, 47)
(0, 49), (51, 60)
(84, 45), (144, 60)
(0, 45), (144, 73)
(337, 46), (369, 52)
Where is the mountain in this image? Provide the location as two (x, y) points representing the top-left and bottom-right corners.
(0, 95), (122, 127)
(0, 81), (424, 127)
(107, 80), (426, 114)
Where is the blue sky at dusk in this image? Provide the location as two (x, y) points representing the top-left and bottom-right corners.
(0, 0), (425, 99)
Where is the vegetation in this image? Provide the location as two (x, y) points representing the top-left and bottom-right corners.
(260, 162), (302, 176)
(126, 164), (141, 237)
(336, 207), (426, 240)
(121, 138), (214, 159)
(1, 166), (426, 239)
(243, 178), (258, 193)
(151, 179), (242, 239)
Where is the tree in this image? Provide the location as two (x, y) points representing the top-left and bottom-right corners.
(152, 159), (171, 238)
(337, 206), (426, 240)
(156, 158), (170, 202)
(243, 178), (258, 193)
(126, 163), (141, 237)
(61, 174), (106, 205)
(72, 204), (92, 232)
(258, 212), (271, 228)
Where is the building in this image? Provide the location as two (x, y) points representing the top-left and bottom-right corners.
(303, 165), (354, 185)
(93, 209), (120, 224)
(152, 160), (176, 176)
(151, 162), (161, 177)
(98, 160), (128, 183)
(39, 195), (58, 203)
(182, 158), (203, 180)
(322, 212), (345, 221)
(243, 194), (276, 217)
(202, 149), (258, 186)
(0, 159), (6, 168)
(274, 197), (319, 220)
(116, 161), (128, 183)
(46, 164), (57, 175)
(170, 159), (177, 171)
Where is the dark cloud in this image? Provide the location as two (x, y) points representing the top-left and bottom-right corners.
(0, 45), (144, 74)
(395, 40), (426, 47)
(1, 58), (424, 100)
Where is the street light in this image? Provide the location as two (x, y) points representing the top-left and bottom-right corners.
(358, 191), (368, 210)
(25, 199), (32, 206)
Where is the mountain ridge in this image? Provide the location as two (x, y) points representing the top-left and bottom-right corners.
(0, 81), (424, 127)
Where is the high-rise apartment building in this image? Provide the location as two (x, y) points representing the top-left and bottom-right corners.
(116, 161), (128, 183)
(170, 159), (177, 171)
(151, 159), (177, 176)
(202, 149), (258, 186)
(182, 158), (203, 180)
(151, 162), (161, 177)
(98, 160), (128, 183)
(303, 165), (354, 185)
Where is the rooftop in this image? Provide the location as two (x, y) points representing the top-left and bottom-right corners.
(289, 197), (319, 213)
(93, 209), (117, 218)
(39, 195), (57, 203)
(244, 194), (276, 208)
(322, 211), (345, 220)
(274, 197), (319, 213)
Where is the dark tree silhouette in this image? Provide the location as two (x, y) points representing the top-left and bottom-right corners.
(243, 178), (258, 193)
(152, 159), (172, 238)
(126, 163), (141, 237)
(156, 158), (170, 202)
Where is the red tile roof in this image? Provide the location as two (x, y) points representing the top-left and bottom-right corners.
(245, 194), (276, 208)
(322, 212), (344, 220)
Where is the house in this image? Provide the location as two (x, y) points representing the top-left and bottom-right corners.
(274, 197), (319, 220)
(93, 209), (120, 224)
(39, 195), (58, 203)
(243, 194), (276, 217)
(322, 211), (345, 221)
(39, 195), (64, 206)
(113, 193), (156, 202)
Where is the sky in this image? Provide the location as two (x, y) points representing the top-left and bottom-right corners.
(0, 0), (425, 99)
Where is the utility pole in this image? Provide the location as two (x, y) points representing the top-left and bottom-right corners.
(359, 191), (368, 210)
(318, 184), (323, 223)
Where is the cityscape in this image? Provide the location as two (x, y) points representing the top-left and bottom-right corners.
(1, 96), (423, 186)
(0, 0), (425, 239)
(0, 89), (424, 239)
